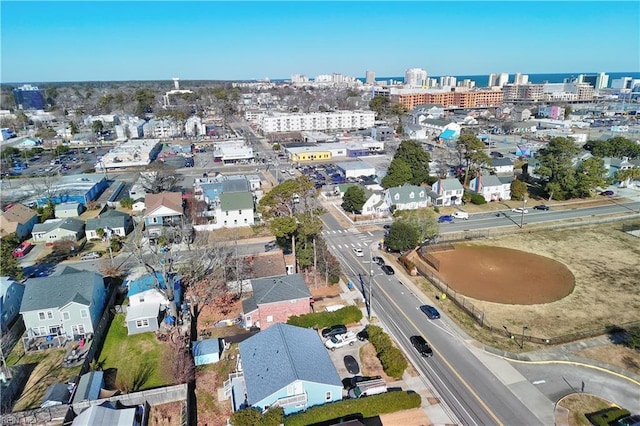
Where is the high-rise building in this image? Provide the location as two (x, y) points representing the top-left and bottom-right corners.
(365, 70), (376, 85)
(404, 68), (428, 87)
(291, 74), (309, 83)
(13, 84), (45, 110)
(513, 73), (529, 85)
(595, 72), (609, 90)
(611, 76), (633, 90)
(458, 79), (476, 89)
(439, 76), (457, 87)
(487, 73), (509, 87)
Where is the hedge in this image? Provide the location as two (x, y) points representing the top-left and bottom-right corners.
(284, 391), (421, 426)
(469, 193), (487, 205)
(365, 325), (408, 379)
(287, 305), (363, 329)
(585, 407), (630, 426)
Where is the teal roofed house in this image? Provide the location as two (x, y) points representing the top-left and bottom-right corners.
(383, 183), (429, 211)
(230, 323), (342, 415)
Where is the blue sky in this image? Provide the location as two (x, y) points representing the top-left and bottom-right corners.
(1, 1), (638, 82)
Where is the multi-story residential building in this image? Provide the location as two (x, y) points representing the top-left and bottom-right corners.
(291, 74), (309, 84)
(390, 88), (503, 110)
(488, 73), (509, 87)
(258, 111), (375, 133)
(13, 84), (45, 110)
(513, 73), (529, 85)
(611, 77), (635, 90)
(405, 68), (428, 87)
(595, 72), (609, 90)
(458, 79), (476, 88)
(439, 76), (457, 88)
(365, 70), (376, 85)
(538, 105), (565, 120)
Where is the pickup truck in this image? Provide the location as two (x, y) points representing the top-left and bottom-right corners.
(452, 211), (469, 220)
(324, 331), (358, 351)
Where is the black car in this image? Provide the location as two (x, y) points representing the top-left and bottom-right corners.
(381, 265), (395, 275)
(321, 324), (347, 339)
(356, 327), (369, 341)
(490, 151), (504, 158)
(420, 305), (440, 319)
(372, 256), (385, 266)
(344, 355), (360, 375)
(410, 335), (433, 357)
(600, 190), (615, 196)
(383, 224), (391, 230)
(348, 375), (381, 389)
(533, 204), (549, 211)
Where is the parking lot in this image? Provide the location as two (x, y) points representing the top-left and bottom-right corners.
(3, 146), (112, 179)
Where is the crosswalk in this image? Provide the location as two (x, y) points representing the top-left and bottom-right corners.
(321, 229), (374, 236)
(322, 228), (376, 250)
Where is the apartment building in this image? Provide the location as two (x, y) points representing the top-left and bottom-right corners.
(257, 111), (375, 133)
(390, 88), (503, 109)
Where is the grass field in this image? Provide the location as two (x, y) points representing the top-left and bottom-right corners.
(99, 314), (174, 391)
(442, 220), (640, 340)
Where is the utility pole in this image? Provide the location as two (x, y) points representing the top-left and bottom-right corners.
(520, 198), (527, 228)
(368, 249), (373, 321)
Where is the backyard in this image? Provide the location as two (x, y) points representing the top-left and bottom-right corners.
(99, 314), (174, 392)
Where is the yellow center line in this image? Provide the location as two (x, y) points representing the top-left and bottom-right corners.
(375, 281), (504, 426)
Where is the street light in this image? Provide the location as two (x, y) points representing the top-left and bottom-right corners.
(521, 325), (528, 349)
(520, 199), (527, 229)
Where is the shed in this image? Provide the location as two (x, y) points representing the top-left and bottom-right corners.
(55, 202), (85, 218)
(125, 302), (161, 335)
(192, 338), (224, 365)
(41, 383), (71, 408)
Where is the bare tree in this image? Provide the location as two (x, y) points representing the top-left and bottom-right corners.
(138, 162), (180, 194)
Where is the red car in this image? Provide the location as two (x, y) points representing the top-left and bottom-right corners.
(12, 241), (34, 258)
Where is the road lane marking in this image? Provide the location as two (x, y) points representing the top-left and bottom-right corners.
(368, 231), (373, 236)
(532, 380), (546, 385)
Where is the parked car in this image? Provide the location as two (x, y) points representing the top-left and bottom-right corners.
(383, 224), (391, 230)
(321, 324), (347, 339)
(381, 265), (395, 275)
(372, 256), (385, 266)
(615, 414), (640, 426)
(352, 248), (364, 257)
(410, 335), (434, 357)
(12, 241), (34, 258)
(343, 355), (360, 375)
(452, 211), (469, 220)
(80, 252), (101, 261)
(511, 207), (528, 214)
(420, 305), (440, 319)
(356, 327), (369, 341)
(438, 215), (454, 223)
(600, 190), (615, 196)
(490, 151), (504, 158)
(348, 378), (387, 398)
(348, 375), (381, 389)
(533, 205), (549, 211)
(264, 241), (277, 252)
(325, 331), (358, 351)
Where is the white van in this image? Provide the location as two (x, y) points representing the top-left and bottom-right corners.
(453, 211), (469, 220)
(348, 378), (387, 398)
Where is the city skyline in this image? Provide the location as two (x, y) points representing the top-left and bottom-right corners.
(1, 1), (638, 83)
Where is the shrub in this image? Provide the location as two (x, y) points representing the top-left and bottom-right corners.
(284, 391), (421, 426)
(469, 192), (487, 205)
(287, 305), (363, 329)
(585, 407), (630, 426)
(365, 325), (408, 378)
(399, 256), (416, 275)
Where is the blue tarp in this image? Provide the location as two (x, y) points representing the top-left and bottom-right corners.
(127, 272), (182, 307)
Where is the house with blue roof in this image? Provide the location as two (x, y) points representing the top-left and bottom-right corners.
(124, 272), (182, 335)
(231, 323), (342, 415)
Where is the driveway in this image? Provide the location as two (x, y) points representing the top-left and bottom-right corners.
(321, 327), (367, 394)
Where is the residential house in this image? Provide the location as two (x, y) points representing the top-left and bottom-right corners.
(241, 274), (312, 330)
(54, 202), (85, 218)
(31, 218), (85, 243)
(428, 178), (464, 206)
(124, 272), (181, 335)
(193, 338), (224, 366)
(218, 192), (255, 228)
(231, 323), (343, 415)
(384, 184), (429, 211)
(604, 157), (640, 179)
(0, 203), (38, 240)
(491, 157), (515, 175)
(20, 267), (107, 341)
(1, 276), (25, 331)
(361, 190), (388, 217)
(469, 174), (512, 202)
(71, 401), (145, 426)
(143, 191), (183, 237)
(512, 107), (532, 121)
(85, 210), (133, 240)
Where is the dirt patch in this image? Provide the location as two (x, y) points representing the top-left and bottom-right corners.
(358, 343), (395, 383)
(426, 221), (640, 339)
(432, 245), (575, 304)
(195, 346), (237, 426)
(379, 408), (432, 426)
(148, 401), (183, 426)
(574, 344), (640, 376)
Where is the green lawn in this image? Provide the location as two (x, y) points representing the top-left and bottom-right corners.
(99, 314), (173, 392)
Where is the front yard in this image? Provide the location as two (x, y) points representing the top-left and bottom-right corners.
(99, 314), (174, 392)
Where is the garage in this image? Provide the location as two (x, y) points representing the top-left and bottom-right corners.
(338, 160), (376, 179)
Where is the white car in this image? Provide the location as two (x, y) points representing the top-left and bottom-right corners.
(324, 331), (358, 351)
(81, 252), (101, 260)
(353, 248), (364, 257)
(511, 207), (529, 214)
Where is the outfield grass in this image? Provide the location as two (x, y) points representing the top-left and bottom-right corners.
(99, 314), (173, 391)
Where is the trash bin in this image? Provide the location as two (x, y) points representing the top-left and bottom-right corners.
(347, 281), (353, 290)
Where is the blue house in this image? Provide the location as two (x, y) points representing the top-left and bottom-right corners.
(232, 323), (342, 415)
(124, 272), (182, 335)
(1, 277), (25, 332)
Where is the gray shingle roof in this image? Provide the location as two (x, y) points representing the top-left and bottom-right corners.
(479, 174), (503, 187)
(239, 323), (342, 406)
(491, 158), (514, 167)
(242, 273), (311, 313)
(221, 178), (250, 193)
(386, 184), (428, 204)
(439, 178), (464, 191)
(85, 210), (130, 231)
(32, 218), (85, 235)
(20, 266), (103, 312)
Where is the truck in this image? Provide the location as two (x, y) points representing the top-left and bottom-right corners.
(452, 211), (469, 220)
(324, 331), (358, 351)
(347, 378), (387, 398)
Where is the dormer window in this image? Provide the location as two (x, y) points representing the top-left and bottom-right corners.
(394, 194), (399, 200)
(409, 193), (414, 199)
(420, 191), (424, 197)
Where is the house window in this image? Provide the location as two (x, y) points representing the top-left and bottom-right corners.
(420, 191), (424, 197)
(136, 319), (149, 328)
(47, 311), (54, 319)
(72, 324), (86, 335)
(238, 209), (242, 215)
(266, 315), (273, 323)
(244, 218), (247, 223)
(62, 312), (70, 321)
(225, 211), (229, 216)
(139, 296), (145, 303)
(234, 219), (237, 225)
(394, 194), (399, 200)
(325, 391), (332, 401)
(409, 192), (414, 199)
(38, 312), (46, 320)
(80, 309), (88, 318)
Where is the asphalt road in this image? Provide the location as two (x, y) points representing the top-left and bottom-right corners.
(319, 212), (544, 425)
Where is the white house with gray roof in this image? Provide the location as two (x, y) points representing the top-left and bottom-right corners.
(384, 184), (429, 211)
(32, 218), (85, 243)
(19, 267), (107, 342)
(428, 178), (464, 206)
(85, 210), (132, 240)
(491, 157), (515, 174)
(231, 323), (343, 415)
(469, 174), (512, 202)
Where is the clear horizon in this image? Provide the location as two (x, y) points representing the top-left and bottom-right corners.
(1, 1), (639, 83)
